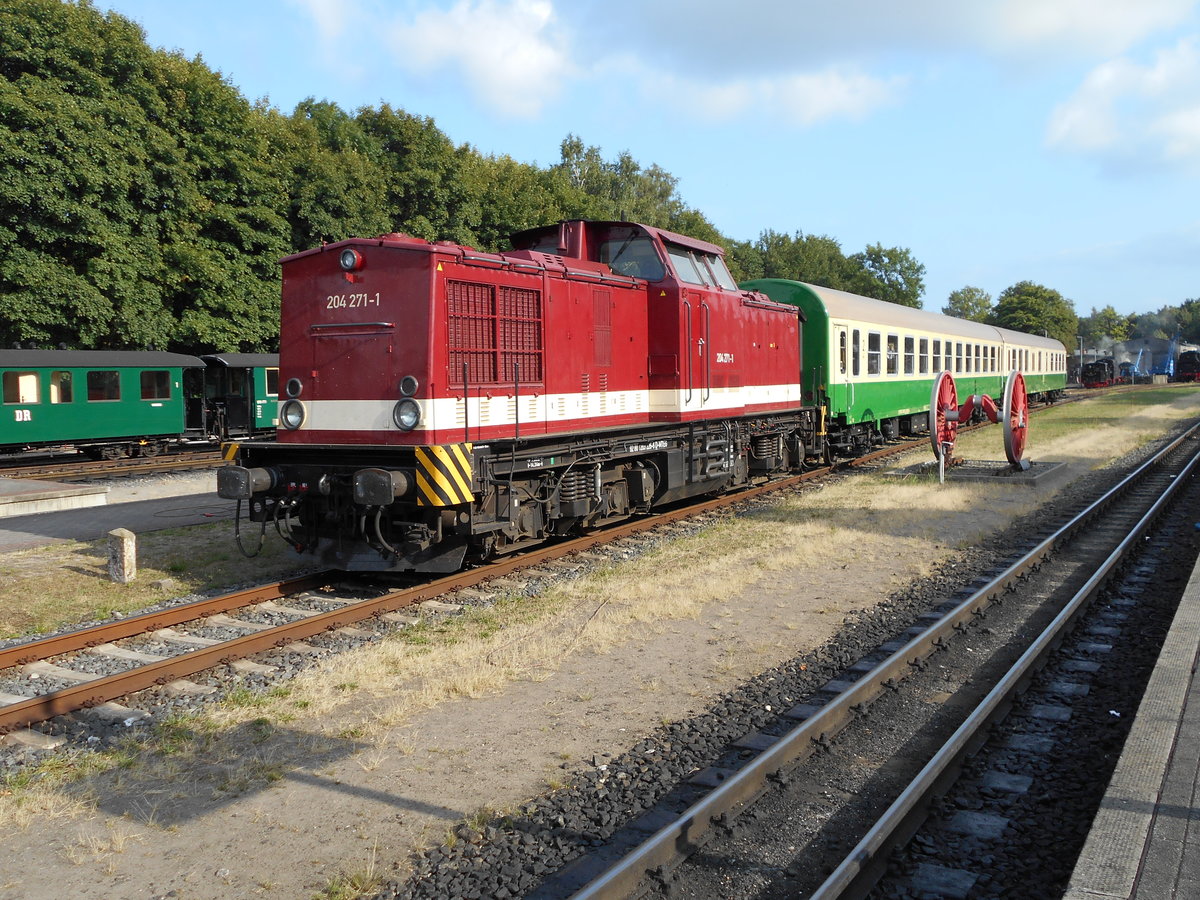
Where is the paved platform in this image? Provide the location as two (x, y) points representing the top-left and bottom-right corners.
(1064, 542), (1200, 899)
(0, 476), (106, 519)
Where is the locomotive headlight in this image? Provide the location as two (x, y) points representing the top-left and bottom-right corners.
(281, 399), (306, 430)
(393, 398), (420, 431)
(399, 375), (419, 397)
(339, 248), (364, 271)
(285, 377), (303, 398)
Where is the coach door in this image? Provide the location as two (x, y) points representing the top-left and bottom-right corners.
(831, 325), (853, 417)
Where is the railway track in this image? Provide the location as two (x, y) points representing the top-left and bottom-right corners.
(0, 449), (225, 481)
(530, 425), (1200, 899)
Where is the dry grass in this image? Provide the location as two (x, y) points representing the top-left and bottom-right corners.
(0, 522), (318, 638)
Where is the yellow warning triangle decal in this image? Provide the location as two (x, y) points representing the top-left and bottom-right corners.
(437, 263), (444, 271)
(660, 290), (666, 296)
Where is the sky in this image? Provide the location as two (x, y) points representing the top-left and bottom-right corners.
(97, 0), (1200, 319)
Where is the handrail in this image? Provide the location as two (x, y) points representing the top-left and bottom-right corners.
(683, 300), (693, 405)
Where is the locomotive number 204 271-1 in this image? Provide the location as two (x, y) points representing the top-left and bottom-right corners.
(325, 293), (381, 309)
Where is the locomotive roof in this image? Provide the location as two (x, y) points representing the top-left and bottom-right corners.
(759, 280), (1066, 352)
(201, 353), (280, 368)
(509, 220), (728, 257)
(0, 350), (205, 368)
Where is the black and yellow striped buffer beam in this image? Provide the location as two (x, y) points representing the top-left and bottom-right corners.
(415, 443), (474, 507)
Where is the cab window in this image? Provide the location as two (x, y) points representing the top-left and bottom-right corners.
(702, 253), (739, 290)
(665, 244), (709, 286)
(600, 232), (665, 281)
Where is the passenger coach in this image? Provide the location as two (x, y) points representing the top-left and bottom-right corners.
(742, 280), (1067, 457)
(0, 350), (279, 457)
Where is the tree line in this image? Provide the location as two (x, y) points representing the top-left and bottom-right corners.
(2, 1), (1190, 357)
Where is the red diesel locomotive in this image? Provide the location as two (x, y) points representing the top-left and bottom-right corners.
(218, 221), (821, 571)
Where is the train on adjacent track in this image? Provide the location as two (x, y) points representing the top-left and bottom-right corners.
(1176, 350), (1200, 383)
(0, 351), (278, 458)
(218, 220), (1067, 573)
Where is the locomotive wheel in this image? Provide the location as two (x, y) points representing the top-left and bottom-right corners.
(929, 371), (958, 460)
(1002, 369), (1029, 464)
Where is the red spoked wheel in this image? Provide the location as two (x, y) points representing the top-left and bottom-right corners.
(1002, 369), (1028, 465)
(929, 371), (958, 460)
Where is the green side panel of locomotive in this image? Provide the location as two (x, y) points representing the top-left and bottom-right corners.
(0, 362), (190, 448)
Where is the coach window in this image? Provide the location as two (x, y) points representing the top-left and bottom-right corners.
(991, 347), (997, 372)
(886, 334), (898, 375)
(266, 368), (279, 396)
(2, 371), (38, 404)
(50, 371), (72, 403)
(919, 338), (929, 374)
(965, 345), (972, 373)
(954, 342), (962, 372)
(839, 331), (847, 374)
(867, 332), (881, 375)
(853, 329), (861, 376)
(140, 370), (171, 400)
(904, 336), (915, 374)
(975, 344), (982, 372)
(87, 370), (120, 402)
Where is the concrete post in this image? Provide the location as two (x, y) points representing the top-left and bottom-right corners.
(108, 528), (136, 583)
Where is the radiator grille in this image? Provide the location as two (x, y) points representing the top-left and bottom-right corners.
(448, 281), (544, 386)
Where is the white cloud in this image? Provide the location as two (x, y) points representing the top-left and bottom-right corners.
(1047, 37), (1200, 172)
(769, 69), (905, 126)
(387, 0), (570, 119)
(288, 0), (350, 40)
(649, 65), (903, 126)
(986, 0), (1195, 55)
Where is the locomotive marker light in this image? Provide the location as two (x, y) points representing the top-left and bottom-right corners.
(339, 248), (364, 271)
(928, 369), (1031, 481)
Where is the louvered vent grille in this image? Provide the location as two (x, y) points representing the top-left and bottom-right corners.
(448, 281), (544, 385)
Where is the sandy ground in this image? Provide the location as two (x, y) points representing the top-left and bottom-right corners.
(2, 390), (1199, 900)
